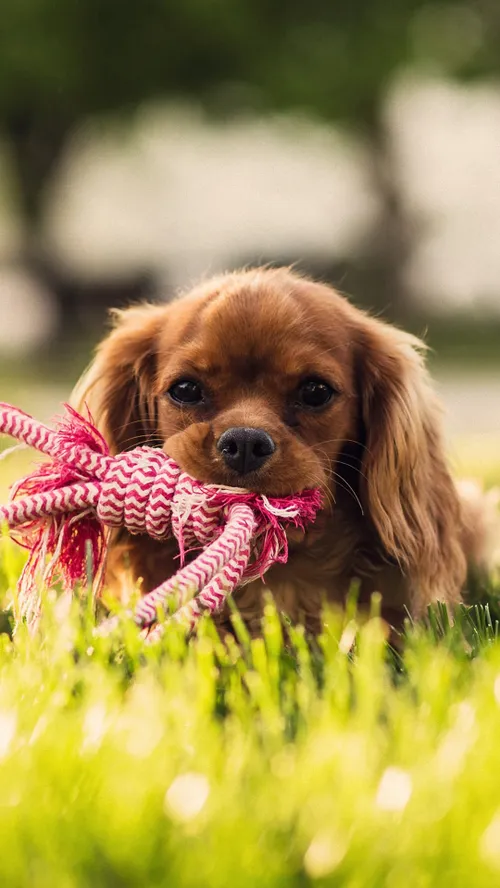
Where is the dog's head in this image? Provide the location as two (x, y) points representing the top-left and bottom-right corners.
(74, 267), (465, 602)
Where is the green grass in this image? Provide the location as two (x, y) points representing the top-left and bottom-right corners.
(0, 443), (499, 887)
(0, 547), (500, 887)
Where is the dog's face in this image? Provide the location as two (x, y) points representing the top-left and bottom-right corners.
(74, 267), (465, 605)
(154, 272), (359, 499)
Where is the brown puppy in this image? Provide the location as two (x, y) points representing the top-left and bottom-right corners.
(73, 267), (468, 634)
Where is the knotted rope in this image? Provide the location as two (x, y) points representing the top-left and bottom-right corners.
(0, 403), (322, 635)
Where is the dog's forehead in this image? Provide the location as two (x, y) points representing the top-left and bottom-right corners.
(173, 278), (352, 377)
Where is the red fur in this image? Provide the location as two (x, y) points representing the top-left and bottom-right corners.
(72, 267), (477, 634)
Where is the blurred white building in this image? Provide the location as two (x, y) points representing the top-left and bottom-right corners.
(1, 74), (500, 355)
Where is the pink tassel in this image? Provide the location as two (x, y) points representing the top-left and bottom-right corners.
(205, 488), (323, 579)
(9, 405), (108, 604)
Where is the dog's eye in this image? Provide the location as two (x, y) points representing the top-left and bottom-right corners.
(168, 380), (204, 405)
(296, 378), (334, 409)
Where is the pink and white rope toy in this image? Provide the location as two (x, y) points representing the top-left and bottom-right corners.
(0, 402), (322, 636)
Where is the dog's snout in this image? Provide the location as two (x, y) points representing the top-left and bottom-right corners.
(217, 427), (276, 475)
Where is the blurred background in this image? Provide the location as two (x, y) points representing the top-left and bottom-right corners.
(0, 0), (499, 484)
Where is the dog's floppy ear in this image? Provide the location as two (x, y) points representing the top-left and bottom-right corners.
(71, 304), (166, 452)
(355, 316), (465, 611)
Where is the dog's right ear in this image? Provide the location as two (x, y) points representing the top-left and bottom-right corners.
(71, 304), (167, 453)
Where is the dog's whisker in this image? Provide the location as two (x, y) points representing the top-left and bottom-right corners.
(312, 446), (367, 494)
(311, 437), (374, 459)
(313, 446), (368, 484)
(110, 420), (157, 432)
(116, 435), (161, 449)
(330, 471), (364, 516)
(311, 449), (363, 515)
(305, 465), (336, 511)
(316, 480), (335, 511)
(331, 459), (369, 483)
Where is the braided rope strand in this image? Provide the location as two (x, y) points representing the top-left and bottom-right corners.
(134, 501), (256, 627)
(0, 481), (101, 527)
(0, 402), (322, 635)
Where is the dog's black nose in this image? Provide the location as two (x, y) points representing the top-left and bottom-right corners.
(217, 427), (276, 475)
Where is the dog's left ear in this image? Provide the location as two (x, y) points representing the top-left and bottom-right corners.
(355, 316), (465, 612)
(71, 304), (166, 452)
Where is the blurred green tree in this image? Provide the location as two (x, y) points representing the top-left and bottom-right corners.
(0, 0), (497, 326)
(0, 0), (257, 229)
(0, 0), (260, 329)
(225, 0), (496, 313)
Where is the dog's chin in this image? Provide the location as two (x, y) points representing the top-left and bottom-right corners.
(210, 471), (284, 495)
(166, 453), (322, 498)
(172, 457), (311, 497)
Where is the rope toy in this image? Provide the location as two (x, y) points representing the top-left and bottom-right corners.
(0, 403), (322, 636)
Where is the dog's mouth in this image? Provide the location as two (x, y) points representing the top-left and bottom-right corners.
(164, 423), (329, 499)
